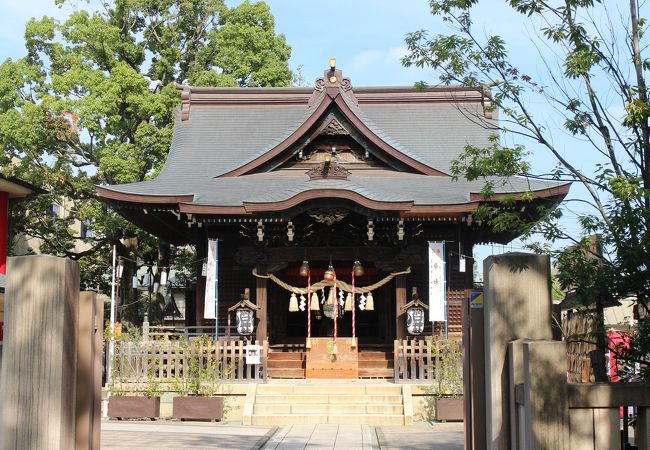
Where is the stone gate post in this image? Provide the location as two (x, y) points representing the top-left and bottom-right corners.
(483, 253), (553, 450)
(0, 255), (79, 450)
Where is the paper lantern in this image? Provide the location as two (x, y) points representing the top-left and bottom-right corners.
(289, 293), (299, 312)
(406, 307), (426, 335)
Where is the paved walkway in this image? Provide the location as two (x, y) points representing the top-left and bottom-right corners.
(101, 420), (464, 450)
(377, 423), (463, 450)
(101, 421), (274, 450)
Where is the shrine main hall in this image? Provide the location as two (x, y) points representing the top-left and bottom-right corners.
(98, 62), (568, 378)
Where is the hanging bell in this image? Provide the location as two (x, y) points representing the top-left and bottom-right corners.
(299, 260), (310, 277)
(324, 263), (336, 281)
(289, 293), (299, 312)
(344, 293), (353, 312)
(352, 260), (365, 277)
(366, 292), (374, 311)
(310, 292), (320, 311)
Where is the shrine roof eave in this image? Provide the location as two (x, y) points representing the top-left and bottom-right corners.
(97, 183), (570, 217)
(96, 186), (194, 204)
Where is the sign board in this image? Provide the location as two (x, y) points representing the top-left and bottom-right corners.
(470, 292), (484, 309)
(236, 309), (255, 335)
(428, 241), (446, 321)
(245, 344), (261, 365)
(406, 307), (426, 335)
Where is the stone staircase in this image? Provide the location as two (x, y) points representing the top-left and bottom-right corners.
(243, 382), (412, 426)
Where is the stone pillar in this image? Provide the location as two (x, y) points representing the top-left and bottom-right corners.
(75, 292), (103, 450)
(522, 341), (569, 450)
(483, 253), (553, 450)
(256, 264), (268, 344)
(0, 255), (79, 450)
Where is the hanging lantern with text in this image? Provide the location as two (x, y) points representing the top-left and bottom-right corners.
(236, 309), (255, 335)
(402, 287), (429, 336)
(406, 307), (426, 335)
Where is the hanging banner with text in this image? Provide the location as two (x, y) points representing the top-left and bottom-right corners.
(203, 239), (218, 319)
(428, 241), (446, 322)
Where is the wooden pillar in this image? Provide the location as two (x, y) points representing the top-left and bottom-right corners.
(75, 292), (102, 450)
(256, 264), (268, 344)
(195, 239), (207, 327)
(395, 274), (407, 340)
(0, 255), (79, 450)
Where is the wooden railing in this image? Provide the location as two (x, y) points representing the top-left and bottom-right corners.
(393, 338), (463, 385)
(145, 325), (237, 341)
(112, 339), (268, 385)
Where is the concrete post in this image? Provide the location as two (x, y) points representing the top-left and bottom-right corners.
(75, 292), (102, 450)
(483, 253), (553, 450)
(0, 255), (79, 450)
(522, 341), (569, 450)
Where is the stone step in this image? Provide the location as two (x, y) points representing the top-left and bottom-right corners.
(256, 384), (401, 395)
(254, 394), (403, 404)
(253, 403), (404, 415)
(251, 413), (406, 426)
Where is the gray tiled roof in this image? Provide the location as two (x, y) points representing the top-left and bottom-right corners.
(359, 102), (497, 175)
(102, 86), (560, 207)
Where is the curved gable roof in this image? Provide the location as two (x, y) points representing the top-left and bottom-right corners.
(219, 88), (446, 177)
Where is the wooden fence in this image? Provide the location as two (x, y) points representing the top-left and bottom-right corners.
(393, 338), (463, 387)
(112, 339), (268, 386)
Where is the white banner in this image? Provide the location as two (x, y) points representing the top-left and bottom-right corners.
(428, 241), (446, 322)
(203, 239), (218, 319)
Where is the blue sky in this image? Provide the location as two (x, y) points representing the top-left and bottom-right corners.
(0, 0), (615, 272)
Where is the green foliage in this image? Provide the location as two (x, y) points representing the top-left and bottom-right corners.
(0, 0), (292, 296)
(405, 0), (650, 379)
(172, 336), (225, 396)
(431, 339), (463, 397)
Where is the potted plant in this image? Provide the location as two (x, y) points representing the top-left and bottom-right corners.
(172, 336), (225, 421)
(107, 329), (162, 420)
(432, 339), (464, 422)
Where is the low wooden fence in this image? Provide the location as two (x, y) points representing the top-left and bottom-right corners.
(112, 339), (268, 385)
(146, 325), (236, 341)
(394, 338), (463, 386)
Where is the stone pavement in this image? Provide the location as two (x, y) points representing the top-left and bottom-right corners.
(101, 421), (275, 450)
(377, 423), (463, 450)
(101, 420), (464, 450)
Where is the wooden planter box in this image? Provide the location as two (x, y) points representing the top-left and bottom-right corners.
(435, 396), (464, 422)
(172, 396), (224, 421)
(108, 396), (160, 419)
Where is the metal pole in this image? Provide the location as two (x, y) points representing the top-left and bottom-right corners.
(214, 240), (219, 340)
(107, 244), (116, 388)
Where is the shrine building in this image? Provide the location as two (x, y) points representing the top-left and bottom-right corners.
(97, 62), (568, 378)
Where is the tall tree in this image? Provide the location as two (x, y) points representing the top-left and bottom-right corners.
(0, 0), (292, 300)
(403, 0), (649, 380)
(0, 0), (292, 322)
